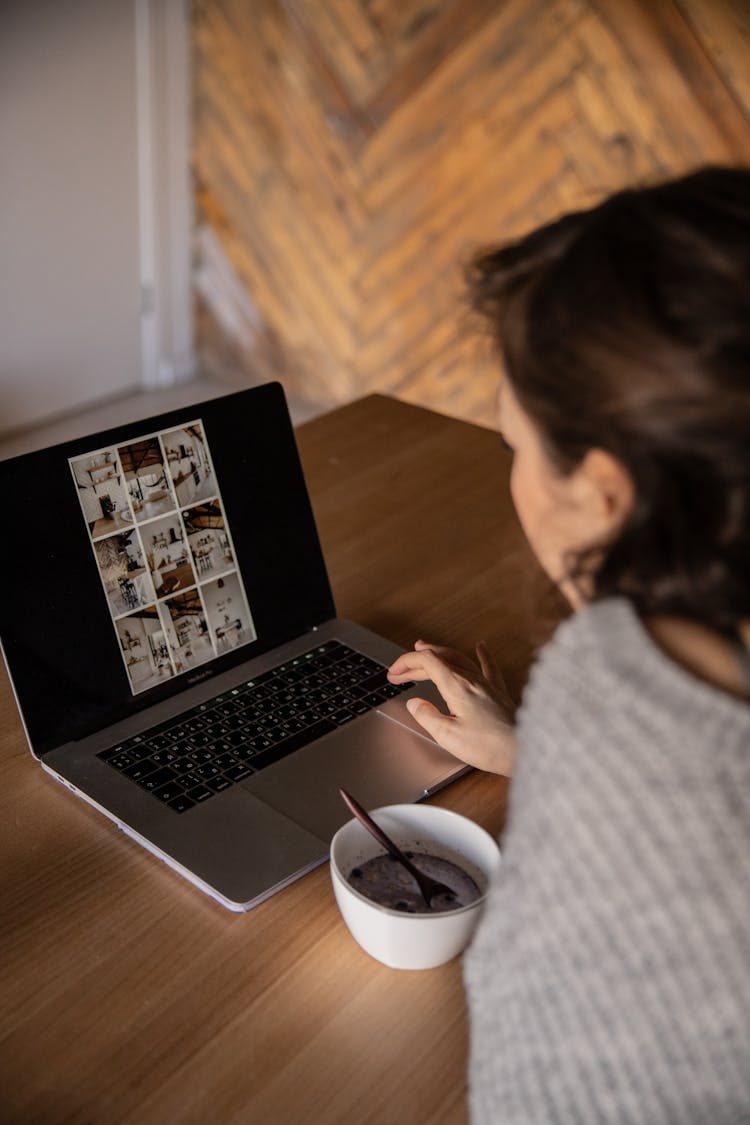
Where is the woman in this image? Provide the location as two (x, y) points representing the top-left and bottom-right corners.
(388, 167), (750, 1123)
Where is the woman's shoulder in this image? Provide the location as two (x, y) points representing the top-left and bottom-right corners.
(538, 596), (644, 665)
(531, 595), (745, 698)
(524, 597), (648, 706)
(519, 596), (750, 752)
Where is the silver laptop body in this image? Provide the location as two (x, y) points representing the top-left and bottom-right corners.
(1, 383), (465, 910)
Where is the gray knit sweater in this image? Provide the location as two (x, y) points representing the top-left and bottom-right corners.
(463, 598), (750, 1124)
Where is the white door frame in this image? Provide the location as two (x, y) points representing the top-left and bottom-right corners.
(135, 0), (196, 389)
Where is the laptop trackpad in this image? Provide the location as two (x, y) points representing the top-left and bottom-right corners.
(242, 711), (463, 843)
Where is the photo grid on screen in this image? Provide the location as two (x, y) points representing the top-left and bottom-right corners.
(69, 419), (256, 695)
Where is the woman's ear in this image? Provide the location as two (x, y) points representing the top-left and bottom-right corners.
(574, 449), (635, 540)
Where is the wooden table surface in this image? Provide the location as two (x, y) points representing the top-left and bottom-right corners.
(0, 396), (557, 1125)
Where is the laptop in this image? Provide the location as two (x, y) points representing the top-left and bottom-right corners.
(0, 382), (466, 910)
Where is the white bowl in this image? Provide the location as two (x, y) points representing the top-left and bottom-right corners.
(330, 803), (501, 970)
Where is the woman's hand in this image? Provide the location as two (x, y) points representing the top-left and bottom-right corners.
(388, 640), (517, 776)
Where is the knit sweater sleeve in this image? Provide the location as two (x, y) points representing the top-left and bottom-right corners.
(462, 598), (750, 1125)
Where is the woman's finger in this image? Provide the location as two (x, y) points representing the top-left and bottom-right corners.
(414, 640), (479, 675)
(476, 640), (506, 692)
(389, 650), (475, 712)
(405, 698), (457, 746)
(387, 651), (435, 681)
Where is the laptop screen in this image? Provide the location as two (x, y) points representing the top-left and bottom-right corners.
(0, 383), (335, 755)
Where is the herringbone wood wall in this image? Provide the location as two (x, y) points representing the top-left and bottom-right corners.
(193, 0), (750, 428)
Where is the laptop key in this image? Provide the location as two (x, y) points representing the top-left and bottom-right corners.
(150, 748), (180, 765)
(247, 734), (274, 752)
(222, 729), (250, 748)
(163, 728), (188, 746)
(148, 732), (174, 750)
(274, 689), (299, 706)
(186, 731), (215, 748)
(357, 670), (389, 694)
(263, 725), (287, 746)
(301, 673), (327, 690)
(170, 755), (194, 773)
(303, 687), (333, 704)
(245, 683), (272, 700)
(231, 714), (255, 731)
(98, 744), (126, 762)
(118, 734), (148, 751)
(284, 667), (308, 684)
(332, 659), (358, 676)
(187, 748), (214, 764)
(213, 751), (239, 770)
(280, 718), (305, 734)
(111, 751), (140, 770)
(216, 700), (243, 717)
(209, 738), (235, 755)
(333, 672), (362, 690)
(176, 770), (205, 789)
(315, 701), (339, 717)
(122, 759), (159, 781)
(168, 794), (196, 813)
(169, 742), (195, 758)
(238, 703), (263, 721)
(154, 781), (186, 803)
(224, 763), (254, 782)
(181, 716), (212, 733)
(234, 747), (258, 765)
(293, 708), (317, 725)
(124, 742), (156, 761)
(330, 691), (357, 708)
(186, 785), (214, 803)
(194, 764), (221, 781)
(351, 655), (382, 673)
(253, 715), (281, 733)
(206, 775), (232, 792)
(138, 765), (179, 791)
(365, 689), (389, 706)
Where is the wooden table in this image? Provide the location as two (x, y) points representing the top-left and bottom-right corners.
(0, 396), (556, 1124)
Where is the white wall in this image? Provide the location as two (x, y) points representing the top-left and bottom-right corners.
(0, 0), (194, 438)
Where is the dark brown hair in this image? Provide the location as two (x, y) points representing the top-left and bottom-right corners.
(468, 167), (750, 632)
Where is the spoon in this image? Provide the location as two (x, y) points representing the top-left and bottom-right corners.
(339, 788), (457, 911)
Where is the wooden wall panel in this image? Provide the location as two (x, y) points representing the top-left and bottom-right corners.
(193, 0), (750, 428)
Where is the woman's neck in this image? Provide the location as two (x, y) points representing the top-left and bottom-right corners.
(644, 615), (750, 701)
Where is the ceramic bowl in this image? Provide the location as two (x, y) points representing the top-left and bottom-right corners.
(330, 803), (500, 970)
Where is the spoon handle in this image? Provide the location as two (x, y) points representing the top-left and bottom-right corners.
(339, 788), (415, 867)
(339, 788), (443, 901)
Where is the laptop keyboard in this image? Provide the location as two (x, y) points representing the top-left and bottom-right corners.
(98, 640), (414, 814)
